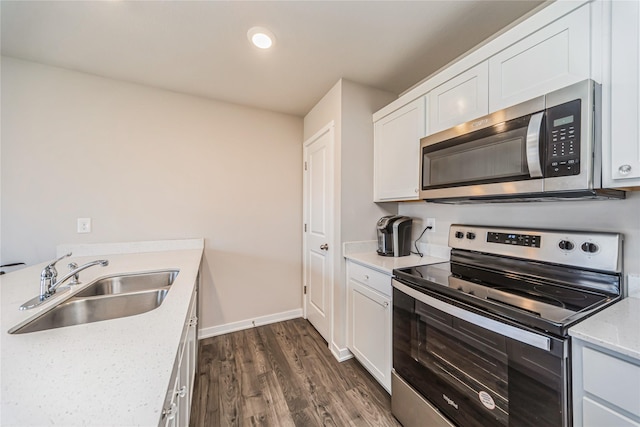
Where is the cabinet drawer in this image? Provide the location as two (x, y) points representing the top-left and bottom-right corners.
(582, 347), (640, 417)
(347, 261), (392, 297)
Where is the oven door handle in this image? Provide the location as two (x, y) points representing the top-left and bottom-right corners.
(393, 281), (551, 352)
(526, 111), (544, 178)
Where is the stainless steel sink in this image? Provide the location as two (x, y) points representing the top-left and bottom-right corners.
(74, 270), (178, 297)
(9, 270), (179, 334)
(9, 289), (170, 334)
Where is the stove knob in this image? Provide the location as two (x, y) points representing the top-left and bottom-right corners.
(558, 240), (574, 251)
(466, 232), (476, 240)
(581, 242), (599, 253)
(455, 231), (464, 239)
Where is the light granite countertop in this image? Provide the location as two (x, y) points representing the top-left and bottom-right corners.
(569, 275), (640, 360)
(343, 241), (450, 274)
(1, 240), (203, 426)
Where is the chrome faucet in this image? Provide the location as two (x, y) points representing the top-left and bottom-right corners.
(47, 259), (109, 296)
(39, 252), (72, 300)
(20, 253), (109, 310)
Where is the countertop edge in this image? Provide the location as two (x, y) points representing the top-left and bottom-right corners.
(344, 246), (449, 274)
(568, 297), (640, 361)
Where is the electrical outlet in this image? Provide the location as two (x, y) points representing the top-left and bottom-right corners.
(77, 218), (91, 233)
(426, 218), (436, 233)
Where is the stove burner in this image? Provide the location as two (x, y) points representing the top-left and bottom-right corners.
(533, 284), (589, 301)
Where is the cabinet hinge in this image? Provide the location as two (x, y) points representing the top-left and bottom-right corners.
(304, 223), (307, 232)
(304, 161), (308, 171)
(304, 285), (307, 295)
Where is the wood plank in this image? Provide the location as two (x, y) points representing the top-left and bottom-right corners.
(190, 319), (399, 427)
(219, 335), (241, 426)
(190, 341), (221, 427)
(257, 324), (311, 415)
(258, 371), (296, 427)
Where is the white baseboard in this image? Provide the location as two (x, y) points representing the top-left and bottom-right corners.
(198, 308), (303, 339)
(331, 342), (354, 362)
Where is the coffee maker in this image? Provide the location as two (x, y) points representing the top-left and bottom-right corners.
(376, 215), (413, 257)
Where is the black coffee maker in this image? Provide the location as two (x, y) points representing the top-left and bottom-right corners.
(376, 215), (413, 257)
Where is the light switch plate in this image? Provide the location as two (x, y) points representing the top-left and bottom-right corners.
(77, 218), (91, 233)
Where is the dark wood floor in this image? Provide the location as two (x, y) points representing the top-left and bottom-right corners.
(190, 317), (401, 427)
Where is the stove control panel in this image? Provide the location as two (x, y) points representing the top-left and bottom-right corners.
(448, 225), (622, 273)
(487, 232), (541, 248)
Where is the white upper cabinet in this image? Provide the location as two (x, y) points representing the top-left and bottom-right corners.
(603, 0), (640, 187)
(429, 62), (489, 134)
(373, 96), (426, 201)
(488, 4), (590, 112)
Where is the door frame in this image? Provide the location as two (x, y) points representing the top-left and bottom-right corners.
(302, 120), (335, 341)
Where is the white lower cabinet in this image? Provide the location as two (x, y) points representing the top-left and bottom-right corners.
(346, 260), (392, 393)
(572, 338), (640, 427)
(162, 288), (198, 427)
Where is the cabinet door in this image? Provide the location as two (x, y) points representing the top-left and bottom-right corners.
(429, 62), (489, 134)
(348, 278), (391, 392)
(179, 293), (198, 426)
(606, 0), (640, 186)
(373, 96), (426, 202)
(582, 347), (640, 418)
(163, 344), (184, 427)
(176, 341), (191, 427)
(488, 4), (590, 112)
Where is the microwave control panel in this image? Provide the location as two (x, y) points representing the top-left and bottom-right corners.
(544, 99), (581, 177)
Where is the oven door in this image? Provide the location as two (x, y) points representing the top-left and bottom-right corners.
(392, 280), (569, 427)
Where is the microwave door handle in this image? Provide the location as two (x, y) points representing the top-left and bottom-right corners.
(526, 112), (544, 178)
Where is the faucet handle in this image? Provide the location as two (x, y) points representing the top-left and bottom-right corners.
(44, 252), (72, 276)
(46, 252), (72, 269)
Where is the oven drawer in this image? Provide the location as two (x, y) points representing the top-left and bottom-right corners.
(392, 371), (455, 427)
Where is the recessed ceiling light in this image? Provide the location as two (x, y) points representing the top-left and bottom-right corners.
(248, 27), (275, 49)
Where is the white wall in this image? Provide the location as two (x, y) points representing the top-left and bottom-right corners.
(0, 57), (304, 332)
(400, 193), (640, 277)
(341, 80), (397, 242)
(303, 79), (396, 356)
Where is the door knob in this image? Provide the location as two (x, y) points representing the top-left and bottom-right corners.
(320, 243), (329, 251)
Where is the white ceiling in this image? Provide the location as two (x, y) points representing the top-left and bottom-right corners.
(1, 1), (545, 117)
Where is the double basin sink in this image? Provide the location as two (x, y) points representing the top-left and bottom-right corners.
(10, 270), (179, 334)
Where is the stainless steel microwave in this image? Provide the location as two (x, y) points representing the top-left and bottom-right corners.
(420, 79), (624, 203)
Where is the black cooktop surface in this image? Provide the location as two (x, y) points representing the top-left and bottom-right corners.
(393, 256), (621, 336)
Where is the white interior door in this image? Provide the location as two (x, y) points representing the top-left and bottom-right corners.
(303, 122), (334, 343)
